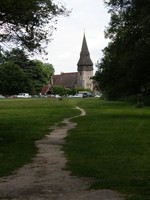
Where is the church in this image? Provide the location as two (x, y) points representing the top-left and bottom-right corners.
(41, 34), (94, 95)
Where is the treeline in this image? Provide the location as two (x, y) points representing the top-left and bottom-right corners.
(0, 1), (68, 96)
(94, 0), (150, 102)
(0, 48), (54, 95)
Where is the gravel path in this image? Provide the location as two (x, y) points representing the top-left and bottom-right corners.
(0, 107), (124, 200)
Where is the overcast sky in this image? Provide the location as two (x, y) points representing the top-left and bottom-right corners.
(46, 0), (110, 74)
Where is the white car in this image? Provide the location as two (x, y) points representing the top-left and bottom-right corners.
(0, 94), (5, 98)
(55, 94), (61, 98)
(17, 93), (31, 98)
(73, 94), (83, 98)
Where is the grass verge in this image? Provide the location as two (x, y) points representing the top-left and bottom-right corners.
(63, 98), (150, 200)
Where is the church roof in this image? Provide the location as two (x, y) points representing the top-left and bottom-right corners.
(77, 34), (93, 70)
(53, 72), (78, 88)
(41, 85), (51, 95)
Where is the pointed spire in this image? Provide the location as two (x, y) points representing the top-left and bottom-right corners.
(81, 34), (90, 56)
(77, 33), (93, 71)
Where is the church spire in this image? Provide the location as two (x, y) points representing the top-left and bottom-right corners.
(77, 33), (93, 71)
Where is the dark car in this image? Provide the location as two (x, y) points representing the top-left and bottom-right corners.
(83, 92), (92, 98)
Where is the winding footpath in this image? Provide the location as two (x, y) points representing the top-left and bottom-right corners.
(0, 107), (124, 200)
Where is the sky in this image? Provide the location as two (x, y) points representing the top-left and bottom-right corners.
(46, 0), (110, 74)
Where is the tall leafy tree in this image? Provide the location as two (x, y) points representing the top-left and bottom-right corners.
(32, 60), (54, 82)
(0, 0), (68, 53)
(4, 48), (30, 69)
(25, 60), (54, 93)
(0, 47), (5, 64)
(0, 48), (54, 95)
(0, 63), (31, 95)
(94, 0), (150, 99)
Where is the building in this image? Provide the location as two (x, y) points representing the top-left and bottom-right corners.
(41, 34), (94, 95)
(77, 34), (93, 90)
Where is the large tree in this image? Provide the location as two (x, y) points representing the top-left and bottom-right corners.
(0, 0), (68, 53)
(94, 0), (150, 99)
(0, 48), (54, 95)
(0, 62), (31, 95)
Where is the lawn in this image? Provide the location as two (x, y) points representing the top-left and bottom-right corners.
(0, 98), (79, 177)
(63, 98), (150, 200)
(0, 98), (149, 200)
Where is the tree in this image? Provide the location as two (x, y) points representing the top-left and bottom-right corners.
(0, 47), (5, 64)
(0, 48), (54, 95)
(32, 60), (54, 82)
(27, 60), (54, 93)
(94, 0), (150, 99)
(0, 0), (69, 53)
(4, 48), (30, 69)
(0, 63), (31, 95)
(52, 85), (66, 96)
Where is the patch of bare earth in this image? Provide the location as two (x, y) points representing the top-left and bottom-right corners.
(0, 107), (124, 200)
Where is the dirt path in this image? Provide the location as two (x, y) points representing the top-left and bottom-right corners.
(0, 107), (124, 200)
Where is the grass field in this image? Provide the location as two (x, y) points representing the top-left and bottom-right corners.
(0, 98), (150, 200)
(64, 99), (150, 200)
(0, 98), (79, 176)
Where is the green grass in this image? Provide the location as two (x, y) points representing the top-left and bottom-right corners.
(63, 98), (150, 200)
(0, 98), (79, 177)
(0, 98), (150, 200)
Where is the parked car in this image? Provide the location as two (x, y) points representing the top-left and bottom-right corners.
(83, 92), (93, 98)
(17, 93), (31, 98)
(0, 94), (5, 98)
(94, 94), (102, 97)
(55, 94), (62, 98)
(73, 93), (83, 98)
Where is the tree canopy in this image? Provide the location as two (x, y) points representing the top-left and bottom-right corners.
(0, 0), (68, 53)
(94, 0), (150, 100)
(0, 48), (54, 95)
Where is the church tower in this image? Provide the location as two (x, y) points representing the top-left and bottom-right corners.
(77, 34), (93, 90)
